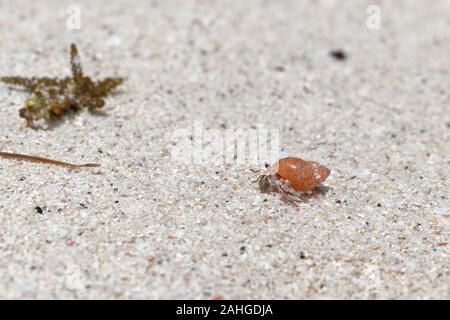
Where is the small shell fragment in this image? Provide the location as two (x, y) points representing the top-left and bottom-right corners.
(433, 207), (450, 216)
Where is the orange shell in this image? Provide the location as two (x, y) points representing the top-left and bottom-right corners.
(272, 157), (330, 193)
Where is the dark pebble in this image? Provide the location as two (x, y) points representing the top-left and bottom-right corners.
(329, 49), (347, 61)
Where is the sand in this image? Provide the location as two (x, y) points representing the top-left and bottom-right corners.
(0, 0), (448, 299)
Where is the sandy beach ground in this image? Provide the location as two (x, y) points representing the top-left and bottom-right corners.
(0, 0), (448, 299)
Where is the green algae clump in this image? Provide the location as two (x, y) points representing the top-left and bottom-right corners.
(1, 44), (124, 126)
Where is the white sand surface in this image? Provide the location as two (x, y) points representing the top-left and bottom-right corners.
(0, 0), (448, 299)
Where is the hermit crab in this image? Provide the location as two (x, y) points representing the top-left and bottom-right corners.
(253, 157), (330, 205)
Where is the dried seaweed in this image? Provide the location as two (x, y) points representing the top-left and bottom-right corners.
(1, 44), (123, 126)
(0, 151), (100, 169)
